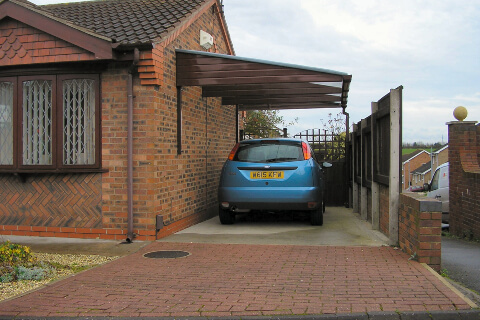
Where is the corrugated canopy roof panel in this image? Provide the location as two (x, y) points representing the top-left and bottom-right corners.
(176, 49), (352, 111)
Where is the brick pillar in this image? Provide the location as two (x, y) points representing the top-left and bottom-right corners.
(447, 120), (480, 239)
(399, 193), (442, 271)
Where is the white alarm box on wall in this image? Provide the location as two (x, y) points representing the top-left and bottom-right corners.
(200, 30), (214, 49)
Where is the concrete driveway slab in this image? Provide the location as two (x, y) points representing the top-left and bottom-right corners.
(160, 207), (390, 246)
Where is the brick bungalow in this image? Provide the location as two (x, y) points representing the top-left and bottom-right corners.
(401, 149), (430, 190)
(409, 145), (449, 189)
(431, 144), (448, 173)
(0, 0), (352, 241)
(0, 0), (237, 241)
(410, 162), (431, 188)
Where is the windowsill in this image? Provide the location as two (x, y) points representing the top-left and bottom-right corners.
(0, 168), (109, 174)
(0, 168), (109, 182)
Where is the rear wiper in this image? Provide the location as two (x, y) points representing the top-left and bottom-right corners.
(265, 157), (298, 162)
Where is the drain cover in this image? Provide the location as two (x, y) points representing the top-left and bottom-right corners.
(143, 250), (190, 259)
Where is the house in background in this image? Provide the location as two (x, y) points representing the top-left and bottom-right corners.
(401, 150), (430, 190)
(402, 145), (449, 191)
(411, 162), (431, 188)
(431, 145), (448, 173)
(0, 0), (237, 241)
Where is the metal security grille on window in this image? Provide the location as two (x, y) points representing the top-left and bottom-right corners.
(63, 79), (95, 165)
(23, 80), (52, 165)
(0, 82), (13, 165)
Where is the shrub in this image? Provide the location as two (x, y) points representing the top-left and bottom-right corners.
(0, 241), (35, 265)
(0, 272), (14, 283)
(0, 241), (39, 283)
(16, 266), (50, 281)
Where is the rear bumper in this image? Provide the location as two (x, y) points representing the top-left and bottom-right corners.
(218, 186), (322, 211)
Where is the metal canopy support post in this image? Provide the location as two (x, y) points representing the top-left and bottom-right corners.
(236, 105), (239, 143)
(343, 108), (350, 208)
(352, 123), (359, 214)
(177, 86), (182, 155)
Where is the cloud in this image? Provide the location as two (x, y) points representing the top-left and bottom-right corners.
(300, 0), (480, 64)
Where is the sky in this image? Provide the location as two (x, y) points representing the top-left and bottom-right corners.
(221, 0), (480, 144)
(31, 0), (480, 144)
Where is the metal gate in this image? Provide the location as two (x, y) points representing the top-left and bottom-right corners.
(294, 129), (347, 206)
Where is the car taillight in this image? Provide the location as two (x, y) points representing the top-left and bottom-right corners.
(302, 142), (311, 160)
(228, 143), (240, 161)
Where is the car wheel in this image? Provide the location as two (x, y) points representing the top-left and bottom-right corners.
(310, 204), (323, 226)
(219, 207), (235, 224)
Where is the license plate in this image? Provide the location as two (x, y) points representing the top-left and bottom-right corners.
(250, 171), (284, 179)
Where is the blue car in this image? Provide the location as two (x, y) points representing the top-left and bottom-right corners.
(218, 138), (327, 225)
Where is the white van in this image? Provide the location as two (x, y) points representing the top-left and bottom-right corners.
(424, 162), (449, 222)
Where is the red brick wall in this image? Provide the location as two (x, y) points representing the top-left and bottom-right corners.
(99, 6), (236, 240)
(100, 64), (133, 234)
(477, 125), (480, 160)
(379, 184), (390, 236)
(448, 121), (480, 240)
(399, 193), (442, 271)
(151, 7), (236, 236)
(0, 173), (105, 239)
(0, 19), (95, 65)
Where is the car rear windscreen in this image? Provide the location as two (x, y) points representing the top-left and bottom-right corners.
(234, 141), (303, 163)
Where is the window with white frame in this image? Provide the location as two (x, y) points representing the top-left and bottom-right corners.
(0, 75), (100, 172)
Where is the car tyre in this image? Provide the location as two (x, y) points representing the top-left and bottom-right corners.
(219, 207), (235, 224)
(310, 203), (323, 226)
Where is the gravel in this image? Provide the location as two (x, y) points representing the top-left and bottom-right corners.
(0, 252), (118, 302)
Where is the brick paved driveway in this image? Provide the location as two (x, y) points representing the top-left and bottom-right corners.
(0, 242), (472, 318)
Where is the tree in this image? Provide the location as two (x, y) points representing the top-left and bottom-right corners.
(242, 110), (297, 139)
(320, 112), (347, 160)
(319, 112), (346, 136)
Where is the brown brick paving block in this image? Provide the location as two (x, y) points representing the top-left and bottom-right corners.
(0, 243), (474, 317)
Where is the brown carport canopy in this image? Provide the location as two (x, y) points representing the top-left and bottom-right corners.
(174, 49), (352, 153)
(176, 49), (352, 111)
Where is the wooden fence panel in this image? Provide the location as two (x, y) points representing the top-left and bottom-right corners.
(373, 96), (391, 186)
(294, 129), (345, 162)
(294, 129), (347, 206)
(350, 86), (403, 244)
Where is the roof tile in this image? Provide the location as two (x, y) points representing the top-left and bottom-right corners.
(41, 0), (208, 45)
